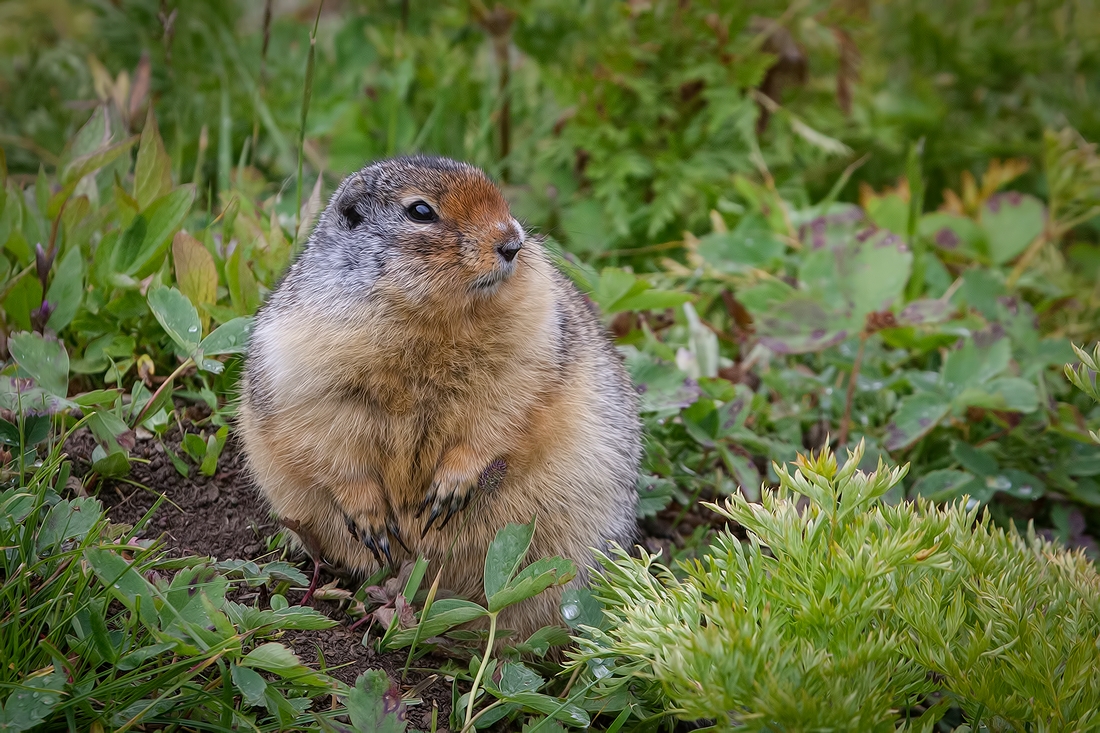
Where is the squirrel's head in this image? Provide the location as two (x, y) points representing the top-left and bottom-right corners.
(304, 156), (530, 306)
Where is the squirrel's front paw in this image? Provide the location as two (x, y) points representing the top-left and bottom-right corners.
(342, 508), (409, 567)
(418, 457), (507, 536)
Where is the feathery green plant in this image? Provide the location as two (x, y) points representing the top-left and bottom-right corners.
(569, 442), (1100, 732)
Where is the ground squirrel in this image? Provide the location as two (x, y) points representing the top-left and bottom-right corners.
(237, 155), (641, 638)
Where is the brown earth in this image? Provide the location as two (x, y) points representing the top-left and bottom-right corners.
(63, 416), (721, 732)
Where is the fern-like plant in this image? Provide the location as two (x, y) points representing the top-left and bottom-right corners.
(568, 441), (1100, 732)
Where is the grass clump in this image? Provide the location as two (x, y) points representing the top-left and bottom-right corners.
(570, 441), (1100, 732)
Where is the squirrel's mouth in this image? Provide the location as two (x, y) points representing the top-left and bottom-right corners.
(469, 263), (516, 293)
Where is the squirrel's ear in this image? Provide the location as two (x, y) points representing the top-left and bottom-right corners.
(336, 176), (366, 229)
(340, 200), (365, 229)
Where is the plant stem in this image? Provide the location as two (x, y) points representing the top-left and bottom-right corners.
(132, 358), (194, 428)
(296, 0), (323, 243)
(463, 611), (498, 731)
(838, 333), (867, 447)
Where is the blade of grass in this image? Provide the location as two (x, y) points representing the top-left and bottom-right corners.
(296, 1), (323, 243)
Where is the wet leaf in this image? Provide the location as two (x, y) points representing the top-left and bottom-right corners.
(489, 555), (576, 613)
(147, 286), (201, 356)
(231, 664), (268, 707)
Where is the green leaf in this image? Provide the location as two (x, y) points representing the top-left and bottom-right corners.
(500, 691), (590, 728)
(199, 317), (252, 357)
(919, 212), (985, 258)
(912, 469), (980, 502)
(45, 246), (84, 333)
(495, 662), (544, 696)
(36, 497), (101, 553)
(942, 338), (1010, 394)
(0, 670), (65, 732)
(9, 331), (69, 398)
(346, 670), (407, 733)
(182, 433), (207, 462)
(200, 425), (228, 476)
(112, 185), (196, 278)
(610, 288), (692, 314)
(148, 286), (202, 356)
(225, 243), (260, 315)
(0, 419), (19, 446)
(696, 214), (786, 271)
(484, 521), (537, 601)
(172, 231), (217, 331)
(240, 643), (302, 674)
(980, 192), (1046, 265)
(61, 136), (137, 186)
(231, 664), (269, 708)
(489, 556), (577, 613)
(559, 587), (605, 630)
(884, 393), (950, 451)
(134, 110), (173, 210)
(952, 443), (998, 477)
(382, 599), (487, 648)
(84, 547), (158, 626)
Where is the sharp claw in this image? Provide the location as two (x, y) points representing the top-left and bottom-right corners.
(361, 532), (383, 565)
(379, 534), (393, 566)
(437, 502), (460, 530)
(388, 518), (411, 553)
(415, 496), (430, 519)
(421, 504), (443, 538)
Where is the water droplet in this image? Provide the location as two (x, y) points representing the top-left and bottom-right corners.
(1016, 485), (1034, 497)
(187, 326), (199, 333)
(30, 693), (40, 699)
(561, 602), (580, 621)
(590, 660), (613, 679)
(985, 475), (1011, 491)
(965, 498), (981, 511)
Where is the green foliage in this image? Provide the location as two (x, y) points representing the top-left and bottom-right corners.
(0, 421), (348, 731)
(569, 442), (1100, 731)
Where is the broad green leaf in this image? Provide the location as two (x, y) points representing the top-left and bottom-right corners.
(148, 286), (202, 356)
(951, 442), (998, 477)
(500, 691), (590, 727)
(240, 643), (302, 674)
(989, 469), (1045, 500)
(594, 268), (641, 312)
(0, 670), (65, 732)
(9, 331), (68, 398)
(489, 555), (576, 613)
(884, 393), (950, 451)
(980, 192), (1046, 265)
(199, 317), (251, 357)
(559, 587), (605, 630)
(112, 185), (196, 277)
(495, 662), (544, 696)
(225, 243), (261, 315)
(90, 445), (131, 477)
(84, 547), (158, 626)
(911, 469), (979, 502)
(0, 419), (18, 446)
(134, 110), (173, 210)
(346, 670), (407, 733)
(36, 497), (101, 552)
(182, 432), (207, 462)
(697, 213), (786, 271)
(919, 212), (985, 258)
(484, 521), (536, 601)
(942, 338), (1010, 394)
(382, 599), (487, 648)
(610, 287), (692, 314)
(45, 246), (84, 332)
(117, 642), (176, 671)
(231, 664), (269, 707)
(172, 231), (217, 331)
(61, 137), (137, 186)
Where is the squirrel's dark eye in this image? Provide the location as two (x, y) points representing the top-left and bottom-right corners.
(406, 201), (437, 223)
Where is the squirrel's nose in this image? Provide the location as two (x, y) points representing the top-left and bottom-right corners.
(496, 239), (523, 263)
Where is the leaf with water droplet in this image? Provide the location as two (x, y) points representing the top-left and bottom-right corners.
(147, 285), (202, 357)
(199, 317), (252, 360)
